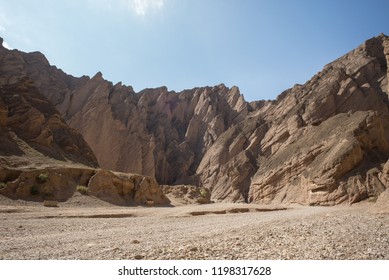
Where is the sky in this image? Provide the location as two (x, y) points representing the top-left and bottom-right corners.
(0, 0), (389, 101)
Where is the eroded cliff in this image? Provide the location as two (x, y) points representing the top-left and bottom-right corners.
(2, 34), (389, 205)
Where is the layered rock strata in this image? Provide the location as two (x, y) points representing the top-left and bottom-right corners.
(0, 77), (98, 167)
(1, 34), (389, 205)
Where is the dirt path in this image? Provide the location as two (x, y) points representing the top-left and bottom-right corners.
(0, 197), (388, 260)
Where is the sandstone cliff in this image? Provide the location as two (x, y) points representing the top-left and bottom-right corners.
(0, 77), (98, 167)
(1, 41), (249, 184)
(0, 39), (167, 206)
(1, 34), (389, 205)
(198, 34), (389, 204)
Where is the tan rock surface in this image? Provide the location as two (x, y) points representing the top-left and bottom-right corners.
(88, 170), (169, 206)
(370, 188), (389, 213)
(66, 83), (248, 185)
(0, 77), (98, 167)
(0, 40), (170, 206)
(2, 34), (389, 205)
(162, 185), (211, 205)
(0, 167), (168, 206)
(1, 41), (249, 184)
(199, 34), (389, 205)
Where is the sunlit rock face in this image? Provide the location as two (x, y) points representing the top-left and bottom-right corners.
(2, 34), (389, 205)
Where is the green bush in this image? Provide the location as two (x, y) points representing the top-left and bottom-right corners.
(199, 188), (209, 198)
(36, 173), (49, 184)
(30, 185), (40, 195)
(0, 182), (6, 189)
(77, 185), (89, 195)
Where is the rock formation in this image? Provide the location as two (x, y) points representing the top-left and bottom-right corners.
(1, 34), (389, 205)
(0, 39), (167, 206)
(370, 188), (389, 213)
(66, 81), (248, 185)
(206, 35), (389, 205)
(0, 77), (98, 167)
(200, 34), (389, 205)
(88, 170), (169, 206)
(0, 167), (168, 206)
(0, 39), (248, 184)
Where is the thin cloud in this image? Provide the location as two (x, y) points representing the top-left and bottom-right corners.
(0, 13), (8, 32)
(88, 0), (165, 16)
(130, 0), (165, 16)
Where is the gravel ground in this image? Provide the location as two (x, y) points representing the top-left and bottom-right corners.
(0, 196), (388, 260)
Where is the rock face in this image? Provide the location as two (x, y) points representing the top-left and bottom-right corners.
(0, 168), (94, 202)
(88, 170), (169, 206)
(66, 81), (248, 185)
(0, 40), (168, 206)
(249, 35), (389, 205)
(199, 34), (389, 205)
(0, 167), (168, 206)
(0, 77), (98, 167)
(0, 40), (248, 184)
(370, 188), (389, 213)
(1, 34), (389, 205)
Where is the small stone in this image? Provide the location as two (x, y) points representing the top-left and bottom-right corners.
(44, 200), (58, 207)
(134, 255), (144, 260)
(131, 240), (141, 244)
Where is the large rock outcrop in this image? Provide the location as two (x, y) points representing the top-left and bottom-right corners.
(0, 40), (169, 206)
(370, 188), (389, 213)
(0, 40), (249, 184)
(2, 34), (389, 205)
(0, 77), (98, 167)
(88, 170), (169, 206)
(0, 168), (94, 202)
(0, 167), (168, 206)
(67, 83), (248, 184)
(198, 34), (389, 205)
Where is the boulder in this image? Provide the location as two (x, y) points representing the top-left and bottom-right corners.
(0, 168), (95, 202)
(88, 170), (169, 206)
(370, 188), (389, 214)
(162, 185), (211, 205)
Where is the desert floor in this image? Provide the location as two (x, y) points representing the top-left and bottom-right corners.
(0, 194), (388, 260)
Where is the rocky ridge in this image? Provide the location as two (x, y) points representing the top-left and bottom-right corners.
(0, 39), (167, 206)
(1, 34), (389, 205)
(0, 40), (248, 184)
(198, 34), (389, 204)
(0, 77), (97, 168)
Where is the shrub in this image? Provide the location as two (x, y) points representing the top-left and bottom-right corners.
(368, 196), (378, 203)
(199, 188), (209, 198)
(0, 182), (6, 189)
(30, 185), (40, 195)
(77, 185), (89, 195)
(36, 173), (49, 184)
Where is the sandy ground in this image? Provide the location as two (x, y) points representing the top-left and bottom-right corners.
(0, 194), (388, 260)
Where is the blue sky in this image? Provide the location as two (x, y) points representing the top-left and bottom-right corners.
(1, 0), (389, 101)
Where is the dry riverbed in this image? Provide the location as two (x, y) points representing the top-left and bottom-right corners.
(0, 194), (388, 260)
